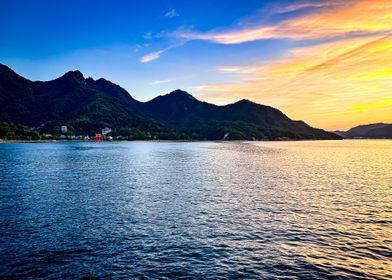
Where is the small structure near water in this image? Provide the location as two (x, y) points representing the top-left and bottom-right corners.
(95, 134), (102, 142)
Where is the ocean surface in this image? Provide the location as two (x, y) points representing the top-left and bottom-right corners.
(0, 140), (391, 279)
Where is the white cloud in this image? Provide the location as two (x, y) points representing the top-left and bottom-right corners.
(139, 42), (185, 63)
(165, 9), (179, 18)
(140, 49), (165, 63)
(150, 79), (172, 85)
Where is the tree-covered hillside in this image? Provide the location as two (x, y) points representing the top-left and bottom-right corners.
(0, 64), (341, 140)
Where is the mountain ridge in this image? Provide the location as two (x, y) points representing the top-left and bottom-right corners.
(0, 63), (341, 140)
(337, 123), (392, 139)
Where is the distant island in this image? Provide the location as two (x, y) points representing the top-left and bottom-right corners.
(333, 123), (392, 139)
(0, 63), (341, 141)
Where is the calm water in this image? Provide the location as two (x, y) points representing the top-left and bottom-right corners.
(0, 140), (391, 279)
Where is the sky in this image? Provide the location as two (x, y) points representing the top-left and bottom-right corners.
(0, 0), (391, 130)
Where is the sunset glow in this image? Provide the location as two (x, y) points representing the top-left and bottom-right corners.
(1, 0), (391, 130)
(1, 2), (392, 278)
(197, 35), (392, 130)
(189, 0), (392, 130)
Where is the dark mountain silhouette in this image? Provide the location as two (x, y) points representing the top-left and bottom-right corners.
(135, 90), (340, 140)
(0, 64), (167, 136)
(0, 64), (341, 140)
(343, 123), (392, 139)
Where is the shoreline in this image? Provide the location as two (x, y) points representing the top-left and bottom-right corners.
(0, 138), (389, 144)
(0, 139), (193, 144)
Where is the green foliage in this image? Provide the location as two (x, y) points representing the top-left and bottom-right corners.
(0, 64), (342, 141)
(0, 122), (40, 140)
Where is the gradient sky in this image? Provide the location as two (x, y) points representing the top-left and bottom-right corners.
(1, 0), (391, 130)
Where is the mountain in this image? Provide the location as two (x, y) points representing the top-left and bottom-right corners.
(0, 64), (168, 136)
(0, 64), (341, 140)
(135, 90), (340, 140)
(343, 123), (392, 138)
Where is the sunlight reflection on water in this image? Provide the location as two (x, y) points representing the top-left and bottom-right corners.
(0, 140), (391, 279)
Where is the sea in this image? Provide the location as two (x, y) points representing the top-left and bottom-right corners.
(0, 140), (391, 279)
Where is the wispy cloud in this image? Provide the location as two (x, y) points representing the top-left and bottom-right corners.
(196, 35), (392, 130)
(165, 9), (179, 18)
(171, 0), (392, 44)
(140, 49), (166, 63)
(270, 0), (339, 14)
(140, 42), (185, 63)
(150, 79), (172, 85)
(140, 0), (392, 129)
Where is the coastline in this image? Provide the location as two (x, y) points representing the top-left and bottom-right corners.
(0, 138), (389, 144)
(0, 139), (201, 144)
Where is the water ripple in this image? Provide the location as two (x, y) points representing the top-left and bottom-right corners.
(0, 140), (391, 279)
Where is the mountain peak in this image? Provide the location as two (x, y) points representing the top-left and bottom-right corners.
(61, 70), (85, 81)
(235, 99), (254, 105)
(0, 63), (342, 140)
(167, 89), (196, 100)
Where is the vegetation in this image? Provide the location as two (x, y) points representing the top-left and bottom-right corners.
(0, 122), (39, 140)
(0, 64), (341, 141)
(136, 90), (341, 140)
(340, 123), (392, 139)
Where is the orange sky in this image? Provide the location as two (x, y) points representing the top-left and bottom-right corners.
(191, 0), (392, 130)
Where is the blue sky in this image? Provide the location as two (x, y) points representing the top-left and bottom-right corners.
(1, 0), (391, 130)
(0, 0), (294, 100)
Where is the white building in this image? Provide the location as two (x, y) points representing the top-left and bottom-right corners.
(102, 127), (112, 136)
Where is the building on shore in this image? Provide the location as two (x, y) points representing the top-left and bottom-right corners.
(102, 127), (112, 136)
